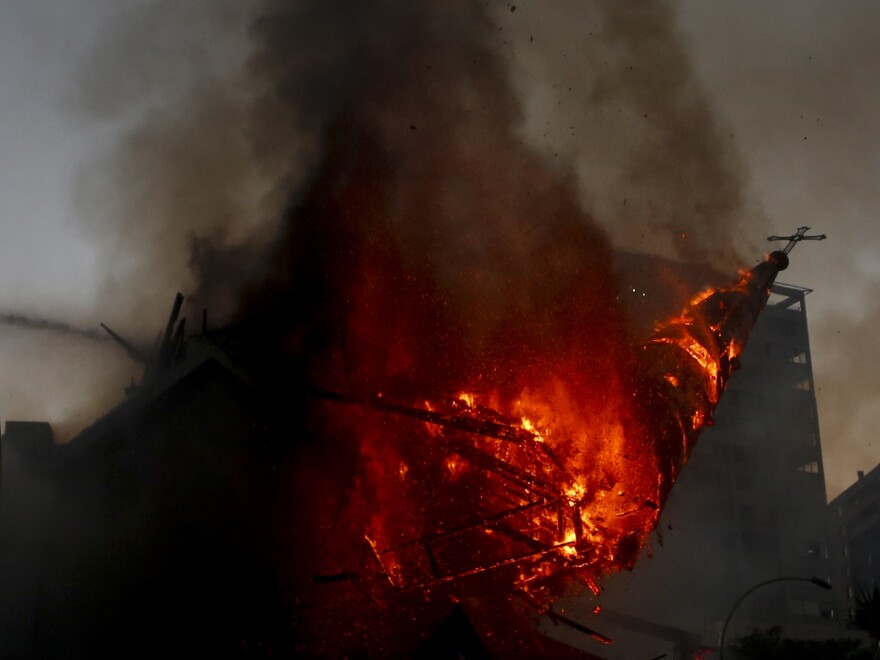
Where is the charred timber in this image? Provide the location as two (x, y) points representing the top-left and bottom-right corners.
(157, 292), (184, 370)
(312, 388), (541, 445)
(309, 248), (795, 594)
(100, 323), (151, 365)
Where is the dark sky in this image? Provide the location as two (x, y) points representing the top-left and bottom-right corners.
(0, 0), (877, 498)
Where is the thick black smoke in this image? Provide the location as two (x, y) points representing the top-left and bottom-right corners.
(232, 0), (635, 397)
(69, 0), (756, 348)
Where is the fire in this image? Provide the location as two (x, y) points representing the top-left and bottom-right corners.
(519, 416), (545, 442)
(304, 249), (786, 654)
(332, 373), (663, 605)
(316, 254), (784, 599)
(444, 456), (461, 474)
(564, 479), (587, 503)
(240, 0), (799, 648)
(457, 391), (476, 408)
(688, 286), (715, 307)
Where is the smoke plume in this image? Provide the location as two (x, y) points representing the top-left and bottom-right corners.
(70, 0), (272, 335)
(232, 0), (635, 399)
(67, 0), (756, 350)
(503, 0), (761, 267)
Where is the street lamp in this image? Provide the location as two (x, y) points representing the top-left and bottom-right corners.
(719, 575), (833, 659)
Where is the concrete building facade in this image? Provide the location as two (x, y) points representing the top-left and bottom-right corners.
(831, 463), (880, 621)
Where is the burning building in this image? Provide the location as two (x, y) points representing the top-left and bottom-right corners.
(0, 238), (803, 657)
(0, 2), (839, 655)
(290, 247), (797, 656)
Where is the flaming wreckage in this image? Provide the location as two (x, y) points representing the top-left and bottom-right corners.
(301, 228), (825, 621)
(93, 227), (824, 650)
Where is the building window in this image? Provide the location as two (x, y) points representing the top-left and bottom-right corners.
(798, 461), (820, 474)
(795, 378), (812, 391)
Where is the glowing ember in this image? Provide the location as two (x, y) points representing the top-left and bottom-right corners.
(457, 392), (476, 408)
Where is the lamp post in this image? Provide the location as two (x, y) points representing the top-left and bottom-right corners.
(718, 576), (833, 660)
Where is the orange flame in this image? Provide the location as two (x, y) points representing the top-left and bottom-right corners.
(315, 255), (775, 620)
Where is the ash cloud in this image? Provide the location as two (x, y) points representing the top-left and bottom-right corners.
(503, 0), (762, 268)
(0, 313), (133, 437)
(22, 0), (756, 446)
(68, 0), (757, 353)
(69, 0), (274, 337)
(0, 326), (132, 441)
(0, 1), (262, 440)
(235, 0), (630, 394)
(58, 2), (761, 435)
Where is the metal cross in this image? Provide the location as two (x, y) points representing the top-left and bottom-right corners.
(767, 226), (827, 254)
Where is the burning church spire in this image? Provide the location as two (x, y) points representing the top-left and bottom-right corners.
(635, 229), (824, 510)
(306, 230), (824, 639)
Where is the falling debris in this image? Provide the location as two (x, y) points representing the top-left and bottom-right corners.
(313, 247), (792, 610)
